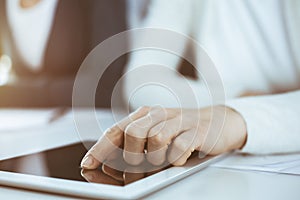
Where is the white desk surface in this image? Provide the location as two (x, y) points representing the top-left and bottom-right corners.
(0, 109), (300, 200)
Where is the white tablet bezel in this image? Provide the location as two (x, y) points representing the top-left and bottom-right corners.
(0, 146), (227, 199)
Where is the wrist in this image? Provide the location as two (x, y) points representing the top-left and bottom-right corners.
(225, 106), (247, 150)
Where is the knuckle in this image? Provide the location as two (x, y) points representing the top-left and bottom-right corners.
(148, 134), (164, 147)
(124, 123), (144, 138)
(149, 106), (167, 117)
(148, 125), (161, 137)
(102, 127), (123, 146)
(150, 106), (163, 113)
(172, 138), (189, 153)
(104, 126), (120, 136)
(136, 106), (150, 114)
(148, 134), (163, 146)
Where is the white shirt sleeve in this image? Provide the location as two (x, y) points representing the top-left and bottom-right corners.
(226, 90), (300, 154)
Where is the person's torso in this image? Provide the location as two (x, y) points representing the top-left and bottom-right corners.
(0, 0), (128, 107)
(193, 0), (300, 96)
(0, 0), (127, 78)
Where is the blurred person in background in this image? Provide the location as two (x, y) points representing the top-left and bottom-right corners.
(0, 0), (127, 107)
(81, 0), (300, 168)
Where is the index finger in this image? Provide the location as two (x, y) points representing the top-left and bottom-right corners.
(81, 107), (150, 169)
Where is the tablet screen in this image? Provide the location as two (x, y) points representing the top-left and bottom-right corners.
(0, 141), (172, 186)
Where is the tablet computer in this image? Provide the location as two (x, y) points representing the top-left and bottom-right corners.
(0, 141), (226, 199)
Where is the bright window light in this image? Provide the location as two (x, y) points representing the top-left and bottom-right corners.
(0, 54), (12, 86)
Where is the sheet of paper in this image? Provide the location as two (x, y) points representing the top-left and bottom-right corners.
(0, 109), (57, 132)
(211, 152), (300, 175)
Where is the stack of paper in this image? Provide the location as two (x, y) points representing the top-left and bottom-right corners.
(211, 152), (300, 175)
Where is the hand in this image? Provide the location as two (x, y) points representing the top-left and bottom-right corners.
(80, 106), (247, 169)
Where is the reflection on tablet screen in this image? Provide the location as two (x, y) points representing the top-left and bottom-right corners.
(0, 141), (178, 186)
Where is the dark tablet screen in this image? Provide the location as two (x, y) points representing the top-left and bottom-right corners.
(0, 141), (173, 186)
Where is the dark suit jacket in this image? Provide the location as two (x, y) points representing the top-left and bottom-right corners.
(0, 0), (128, 107)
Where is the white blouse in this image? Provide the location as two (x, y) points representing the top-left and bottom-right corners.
(6, 0), (58, 71)
(123, 0), (300, 154)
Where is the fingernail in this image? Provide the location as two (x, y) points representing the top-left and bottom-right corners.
(81, 155), (94, 168)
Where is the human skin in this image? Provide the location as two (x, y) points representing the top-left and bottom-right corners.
(20, 0), (41, 9)
(81, 105), (247, 169)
